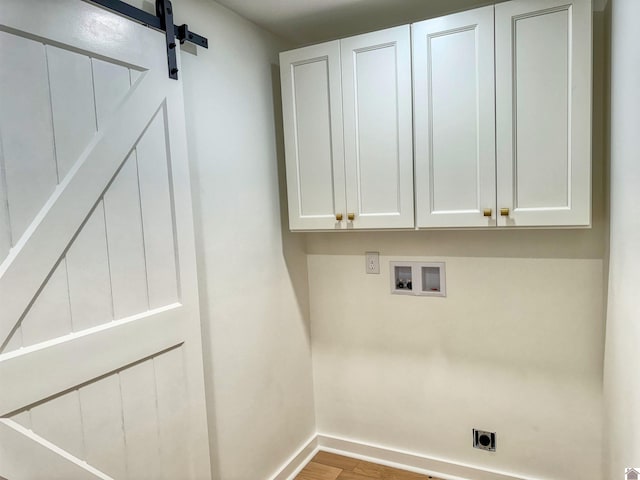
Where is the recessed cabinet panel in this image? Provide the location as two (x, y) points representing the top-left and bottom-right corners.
(280, 41), (346, 230)
(354, 46), (399, 214)
(293, 60), (336, 216)
(515, 9), (569, 209)
(496, 0), (591, 227)
(430, 29), (479, 211)
(342, 26), (414, 229)
(413, 7), (496, 228)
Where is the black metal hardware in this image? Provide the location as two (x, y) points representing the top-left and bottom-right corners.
(156, 0), (178, 79)
(87, 0), (208, 80)
(177, 24), (208, 48)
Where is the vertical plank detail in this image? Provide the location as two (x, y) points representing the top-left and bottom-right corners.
(154, 348), (189, 479)
(46, 46), (97, 181)
(92, 58), (132, 130)
(79, 373), (127, 479)
(30, 390), (84, 460)
(136, 110), (179, 308)
(120, 360), (161, 479)
(93, 58), (149, 320)
(103, 155), (149, 319)
(20, 259), (73, 347)
(66, 200), (114, 331)
(0, 32), (58, 242)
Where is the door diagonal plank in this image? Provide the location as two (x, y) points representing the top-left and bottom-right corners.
(0, 304), (183, 416)
(1, 1), (211, 476)
(0, 419), (110, 479)
(0, 71), (165, 345)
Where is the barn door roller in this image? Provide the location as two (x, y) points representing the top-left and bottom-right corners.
(88, 0), (208, 80)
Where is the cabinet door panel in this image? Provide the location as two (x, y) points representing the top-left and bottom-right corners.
(341, 26), (414, 229)
(280, 42), (346, 230)
(496, 0), (591, 227)
(413, 6), (496, 228)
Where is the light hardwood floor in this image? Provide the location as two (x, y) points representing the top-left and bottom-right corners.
(295, 451), (444, 480)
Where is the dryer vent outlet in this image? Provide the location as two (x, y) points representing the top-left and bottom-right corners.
(473, 429), (496, 452)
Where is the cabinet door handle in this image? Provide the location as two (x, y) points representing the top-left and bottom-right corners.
(483, 208), (492, 217)
(347, 213), (355, 221)
(500, 208), (510, 216)
(335, 213), (343, 221)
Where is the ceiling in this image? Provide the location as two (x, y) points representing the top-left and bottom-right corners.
(214, 0), (506, 46)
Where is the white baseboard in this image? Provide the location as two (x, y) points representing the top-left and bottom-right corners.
(270, 433), (536, 480)
(316, 434), (533, 480)
(270, 434), (319, 480)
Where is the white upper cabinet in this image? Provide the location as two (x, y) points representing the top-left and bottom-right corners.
(280, 41), (346, 230)
(279, 0), (592, 231)
(495, 0), (592, 227)
(413, 6), (496, 228)
(280, 27), (413, 230)
(341, 25), (414, 229)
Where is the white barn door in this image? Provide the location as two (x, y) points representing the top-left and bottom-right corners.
(0, 1), (211, 478)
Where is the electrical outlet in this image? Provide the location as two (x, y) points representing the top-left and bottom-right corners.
(473, 429), (496, 452)
(365, 252), (380, 274)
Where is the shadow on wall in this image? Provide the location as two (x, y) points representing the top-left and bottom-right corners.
(179, 46), (223, 480)
(305, 227), (604, 259)
(271, 63), (312, 339)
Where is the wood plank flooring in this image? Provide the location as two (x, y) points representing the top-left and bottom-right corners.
(295, 451), (444, 480)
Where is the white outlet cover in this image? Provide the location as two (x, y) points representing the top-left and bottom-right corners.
(365, 252), (380, 274)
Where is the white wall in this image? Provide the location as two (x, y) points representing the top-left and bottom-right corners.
(124, 1), (316, 478)
(603, 0), (640, 477)
(308, 252), (603, 479)
(306, 14), (607, 480)
(179, 3), (316, 479)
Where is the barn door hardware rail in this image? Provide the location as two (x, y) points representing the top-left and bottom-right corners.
(88, 0), (208, 79)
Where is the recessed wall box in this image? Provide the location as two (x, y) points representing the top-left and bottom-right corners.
(390, 263), (414, 295)
(418, 262), (446, 297)
(390, 261), (446, 297)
